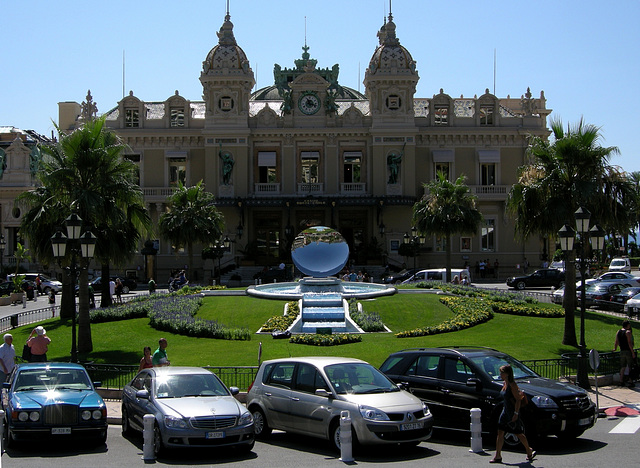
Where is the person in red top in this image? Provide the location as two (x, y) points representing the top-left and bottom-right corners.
(27, 326), (51, 362)
(138, 346), (153, 371)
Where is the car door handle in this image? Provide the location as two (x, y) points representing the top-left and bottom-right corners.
(264, 392), (272, 397)
(439, 388), (451, 394)
(290, 397), (300, 401)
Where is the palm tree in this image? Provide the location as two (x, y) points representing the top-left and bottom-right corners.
(507, 118), (634, 347)
(17, 116), (151, 354)
(158, 180), (225, 277)
(413, 173), (484, 283)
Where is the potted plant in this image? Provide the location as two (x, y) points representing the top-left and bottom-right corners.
(10, 274), (25, 304)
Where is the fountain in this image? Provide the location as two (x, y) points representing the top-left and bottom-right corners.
(246, 226), (396, 333)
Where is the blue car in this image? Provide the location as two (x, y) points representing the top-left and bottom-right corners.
(2, 363), (108, 447)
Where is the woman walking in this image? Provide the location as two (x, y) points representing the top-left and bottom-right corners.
(490, 364), (536, 463)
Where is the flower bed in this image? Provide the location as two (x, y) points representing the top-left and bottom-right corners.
(289, 333), (362, 346)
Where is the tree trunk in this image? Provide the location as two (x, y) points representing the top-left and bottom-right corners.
(562, 250), (579, 347)
(77, 264), (93, 354)
(101, 264), (112, 307)
(445, 235), (452, 283)
(60, 273), (75, 319)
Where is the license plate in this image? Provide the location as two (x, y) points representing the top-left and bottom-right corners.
(52, 427), (71, 435)
(206, 431), (225, 439)
(400, 422), (424, 431)
(578, 417), (592, 426)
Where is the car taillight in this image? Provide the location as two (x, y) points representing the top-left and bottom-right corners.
(247, 380), (255, 392)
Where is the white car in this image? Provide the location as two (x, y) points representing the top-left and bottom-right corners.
(609, 258), (631, 273)
(6, 273), (62, 293)
(624, 293), (640, 318)
(402, 268), (471, 285)
(582, 271), (640, 287)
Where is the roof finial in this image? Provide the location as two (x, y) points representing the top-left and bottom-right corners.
(225, 0), (230, 21)
(388, 0), (393, 22)
(304, 16), (307, 49)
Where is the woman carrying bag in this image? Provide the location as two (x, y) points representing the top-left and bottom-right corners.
(26, 326), (51, 362)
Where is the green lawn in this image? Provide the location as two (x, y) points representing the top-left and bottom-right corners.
(11, 293), (628, 369)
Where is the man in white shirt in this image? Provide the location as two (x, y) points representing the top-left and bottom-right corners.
(0, 334), (16, 382)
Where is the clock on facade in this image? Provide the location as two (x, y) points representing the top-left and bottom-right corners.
(298, 92), (321, 115)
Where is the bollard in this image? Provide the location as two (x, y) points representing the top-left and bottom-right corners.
(469, 408), (483, 453)
(142, 414), (156, 461)
(0, 408), (4, 460)
(22, 295), (26, 308)
(339, 410), (354, 462)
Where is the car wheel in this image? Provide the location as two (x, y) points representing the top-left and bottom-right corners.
(153, 422), (165, 457)
(516, 281), (526, 290)
(121, 406), (133, 436)
(251, 408), (272, 438)
(330, 420), (342, 452)
(123, 286), (130, 294)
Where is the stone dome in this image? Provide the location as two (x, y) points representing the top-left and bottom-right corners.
(368, 15), (417, 75)
(202, 14), (251, 74)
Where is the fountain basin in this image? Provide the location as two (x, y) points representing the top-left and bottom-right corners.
(246, 277), (397, 301)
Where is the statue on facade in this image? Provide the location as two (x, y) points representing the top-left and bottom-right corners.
(387, 142), (405, 184)
(80, 90), (98, 122)
(219, 143), (234, 185)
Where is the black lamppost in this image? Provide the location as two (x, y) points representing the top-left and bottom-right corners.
(558, 207), (605, 390)
(51, 213), (96, 363)
(211, 236), (230, 286)
(0, 234), (6, 277)
(403, 227), (425, 272)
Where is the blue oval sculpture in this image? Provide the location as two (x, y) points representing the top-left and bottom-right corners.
(291, 226), (349, 277)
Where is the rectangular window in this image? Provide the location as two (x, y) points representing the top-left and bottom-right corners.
(481, 163), (496, 185)
(434, 162), (450, 180)
(170, 108), (185, 127)
(343, 152), (362, 183)
(125, 109), (139, 128)
(301, 151), (319, 183)
(479, 105), (494, 125)
(169, 158), (186, 187)
(481, 219), (496, 252)
(434, 105), (448, 125)
(258, 151), (277, 183)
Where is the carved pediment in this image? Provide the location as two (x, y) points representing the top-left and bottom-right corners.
(291, 72), (329, 88)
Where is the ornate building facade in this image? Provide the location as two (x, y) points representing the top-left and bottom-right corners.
(54, 11), (550, 282)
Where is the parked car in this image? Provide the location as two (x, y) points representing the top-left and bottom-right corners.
(0, 281), (15, 296)
(608, 257), (631, 273)
(608, 287), (640, 311)
(380, 347), (596, 444)
(382, 268), (418, 284)
(624, 294), (640, 318)
(121, 366), (254, 455)
(89, 276), (138, 294)
(582, 281), (637, 309)
(402, 268), (471, 285)
(246, 356), (433, 451)
(506, 268), (565, 290)
(6, 273), (62, 294)
(552, 285), (565, 304)
(2, 363), (107, 447)
(584, 271), (640, 286)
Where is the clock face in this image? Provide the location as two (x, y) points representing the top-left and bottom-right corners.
(298, 92), (320, 115)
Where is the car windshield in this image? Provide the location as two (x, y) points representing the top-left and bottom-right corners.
(325, 363), (399, 395)
(468, 354), (538, 382)
(154, 372), (229, 398)
(15, 368), (93, 391)
(611, 260), (626, 267)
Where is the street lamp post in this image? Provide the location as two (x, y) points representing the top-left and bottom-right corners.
(403, 227), (425, 273)
(211, 236), (230, 286)
(558, 207), (605, 390)
(51, 213), (96, 363)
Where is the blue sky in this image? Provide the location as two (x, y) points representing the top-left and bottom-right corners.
(3, 0), (639, 172)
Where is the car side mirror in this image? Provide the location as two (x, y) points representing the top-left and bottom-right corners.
(397, 382), (409, 391)
(2, 382), (9, 389)
(466, 377), (482, 389)
(229, 386), (240, 396)
(136, 389), (150, 400)
(315, 388), (333, 398)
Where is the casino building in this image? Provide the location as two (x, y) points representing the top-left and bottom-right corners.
(54, 10), (550, 282)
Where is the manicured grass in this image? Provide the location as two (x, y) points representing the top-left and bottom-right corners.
(11, 293), (629, 369)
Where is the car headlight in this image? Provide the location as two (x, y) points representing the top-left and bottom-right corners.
(359, 405), (390, 421)
(164, 415), (188, 429)
(82, 410), (92, 420)
(18, 411), (40, 422)
(93, 409), (104, 420)
(531, 395), (558, 409)
(422, 402), (431, 417)
(238, 412), (253, 426)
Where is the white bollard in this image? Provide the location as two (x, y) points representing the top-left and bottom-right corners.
(339, 410), (354, 462)
(22, 295), (26, 308)
(469, 408), (483, 453)
(142, 414), (156, 461)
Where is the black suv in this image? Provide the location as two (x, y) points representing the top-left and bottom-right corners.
(506, 268), (565, 290)
(380, 347), (596, 445)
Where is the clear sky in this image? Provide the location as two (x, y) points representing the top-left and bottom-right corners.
(3, 0), (639, 173)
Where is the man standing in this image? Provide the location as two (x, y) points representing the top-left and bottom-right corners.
(614, 320), (636, 387)
(152, 338), (170, 367)
(0, 334), (16, 381)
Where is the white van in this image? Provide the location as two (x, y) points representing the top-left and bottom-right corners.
(608, 258), (631, 273)
(402, 268), (471, 285)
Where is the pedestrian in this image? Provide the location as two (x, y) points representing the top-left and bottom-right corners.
(479, 259), (486, 278)
(614, 319), (636, 387)
(27, 326), (51, 362)
(88, 284), (96, 309)
(109, 278), (116, 302)
(152, 338), (170, 367)
(494, 259), (499, 279)
(115, 278), (123, 303)
(148, 278), (156, 294)
(35, 275), (42, 295)
(490, 364), (536, 464)
(48, 289), (56, 318)
(0, 333), (16, 382)
(523, 257), (529, 274)
(139, 346), (154, 371)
